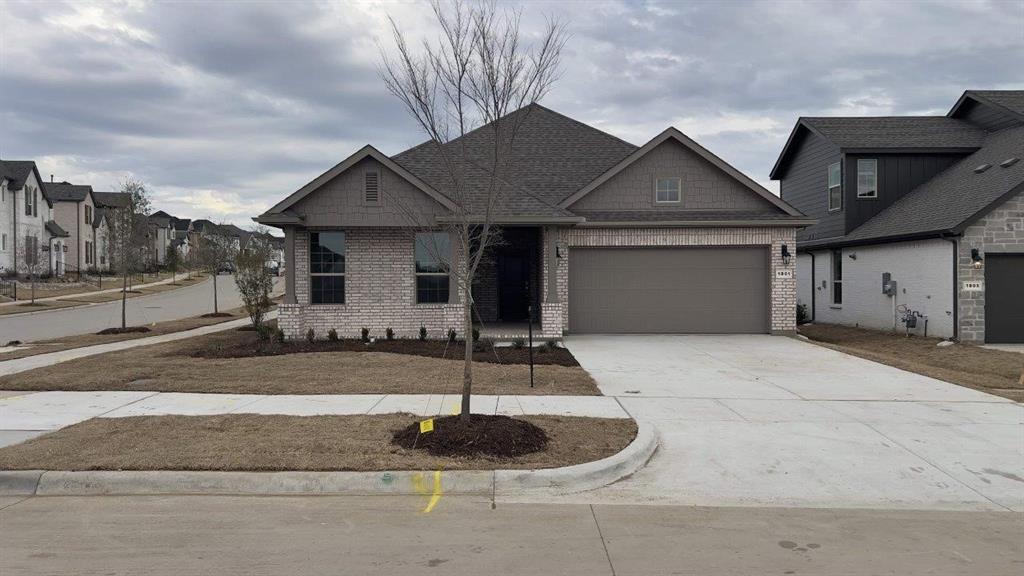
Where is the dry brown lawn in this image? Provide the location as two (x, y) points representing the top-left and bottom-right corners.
(0, 304), (261, 361)
(0, 414), (636, 471)
(0, 328), (599, 396)
(0, 300), (81, 317)
(799, 323), (1024, 402)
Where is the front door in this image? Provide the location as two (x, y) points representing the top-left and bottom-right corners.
(498, 254), (530, 321)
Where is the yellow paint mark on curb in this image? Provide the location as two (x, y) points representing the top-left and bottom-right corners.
(423, 470), (443, 513)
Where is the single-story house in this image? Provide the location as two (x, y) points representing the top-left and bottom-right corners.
(771, 90), (1024, 343)
(257, 104), (812, 340)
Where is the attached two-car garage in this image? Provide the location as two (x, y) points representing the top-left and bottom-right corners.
(568, 246), (769, 334)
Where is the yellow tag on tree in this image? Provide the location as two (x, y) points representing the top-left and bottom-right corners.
(419, 419), (434, 434)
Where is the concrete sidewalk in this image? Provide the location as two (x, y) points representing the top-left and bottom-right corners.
(0, 310), (276, 377)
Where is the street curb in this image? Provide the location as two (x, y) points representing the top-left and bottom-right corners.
(2, 421), (657, 497)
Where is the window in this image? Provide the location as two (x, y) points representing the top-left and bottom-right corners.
(309, 231), (345, 304)
(827, 162), (842, 211)
(85, 241), (93, 265)
(655, 177), (681, 203)
(831, 249), (843, 305)
(85, 204), (93, 225)
(857, 159), (877, 198)
(24, 235), (38, 266)
(25, 186), (33, 216)
(415, 232), (450, 304)
(1, 233), (6, 251)
(364, 171), (380, 204)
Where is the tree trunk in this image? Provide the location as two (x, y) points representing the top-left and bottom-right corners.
(30, 273), (35, 305)
(121, 271), (128, 329)
(460, 297), (473, 423)
(213, 272), (219, 314)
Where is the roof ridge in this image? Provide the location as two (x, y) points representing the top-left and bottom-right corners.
(529, 102), (639, 150)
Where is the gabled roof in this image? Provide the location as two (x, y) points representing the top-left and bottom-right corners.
(833, 125), (1024, 246)
(92, 191), (130, 208)
(770, 116), (987, 179)
(562, 127), (803, 216)
(0, 160), (38, 190)
(948, 90), (1024, 121)
(42, 181), (94, 202)
(260, 145), (457, 220)
(172, 217), (191, 231)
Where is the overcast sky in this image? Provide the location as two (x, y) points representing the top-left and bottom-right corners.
(1, 0), (1022, 227)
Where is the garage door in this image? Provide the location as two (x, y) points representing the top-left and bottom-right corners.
(985, 253), (1024, 343)
(568, 247), (768, 334)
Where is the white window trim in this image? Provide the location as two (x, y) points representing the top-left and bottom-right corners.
(309, 231), (346, 305)
(827, 162), (842, 212)
(831, 249), (843, 306)
(857, 158), (878, 198)
(414, 232), (451, 305)
(654, 177), (682, 204)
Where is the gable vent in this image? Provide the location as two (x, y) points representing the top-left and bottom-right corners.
(973, 163), (992, 174)
(364, 171), (380, 203)
(1000, 157), (1020, 168)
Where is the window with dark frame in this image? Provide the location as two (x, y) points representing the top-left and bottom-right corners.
(415, 232), (450, 304)
(25, 186), (33, 216)
(655, 177), (681, 203)
(309, 231), (346, 304)
(831, 249), (843, 305)
(828, 162), (842, 211)
(857, 159), (877, 198)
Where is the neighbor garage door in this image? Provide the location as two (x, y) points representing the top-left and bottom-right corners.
(985, 253), (1024, 343)
(568, 246), (768, 334)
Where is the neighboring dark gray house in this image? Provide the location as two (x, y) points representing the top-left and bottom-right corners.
(257, 104), (811, 340)
(771, 90), (1024, 343)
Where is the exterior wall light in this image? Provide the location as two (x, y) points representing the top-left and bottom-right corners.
(971, 248), (984, 269)
(781, 244), (791, 265)
(556, 244), (564, 258)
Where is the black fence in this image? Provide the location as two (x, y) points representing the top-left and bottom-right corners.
(0, 278), (14, 300)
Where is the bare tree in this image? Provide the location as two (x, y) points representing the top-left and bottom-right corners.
(20, 235), (45, 304)
(234, 226), (275, 336)
(108, 179), (152, 329)
(380, 0), (566, 421)
(193, 224), (237, 315)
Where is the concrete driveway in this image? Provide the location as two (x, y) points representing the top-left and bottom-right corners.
(536, 334), (1024, 512)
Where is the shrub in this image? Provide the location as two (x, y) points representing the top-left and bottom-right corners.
(256, 324), (272, 342)
(797, 303), (809, 325)
(361, 327), (370, 343)
(306, 328), (315, 343)
(511, 338), (525, 349)
(539, 338), (558, 353)
(447, 328), (457, 343)
(473, 338), (491, 353)
(386, 327), (395, 341)
(472, 327), (480, 342)
(274, 327), (285, 343)
(327, 328), (339, 341)
(419, 326), (427, 341)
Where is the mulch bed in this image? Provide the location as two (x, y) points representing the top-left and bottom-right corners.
(392, 414), (548, 458)
(96, 326), (152, 335)
(191, 337), (579, 367)
(201, 312), (234, 318)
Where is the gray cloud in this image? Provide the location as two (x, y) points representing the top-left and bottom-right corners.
(1, 0), (1021, 225)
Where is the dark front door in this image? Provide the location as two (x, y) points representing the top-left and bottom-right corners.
(985, 253), (1024, 343)
(498, 254), (530, 321)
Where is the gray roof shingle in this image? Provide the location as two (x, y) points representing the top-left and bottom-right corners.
(0, 160), (37, 190)
(964, 90), (1024, 117)
(572, 210), (806, 223)
(801, 117), (987, 149)
(42, 181), (93, 202)
(91, 191), (130, 208)
(834, 125), (1024, 245)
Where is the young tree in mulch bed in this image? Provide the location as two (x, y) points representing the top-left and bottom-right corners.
(233, 227), (275, 340)
(392, 414), (548, 458)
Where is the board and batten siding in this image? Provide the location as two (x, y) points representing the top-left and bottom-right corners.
(778, 131), (844, 243)
(843, 153), (967, 233)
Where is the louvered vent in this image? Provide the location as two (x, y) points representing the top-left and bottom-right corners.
(365, 172), (380, 203)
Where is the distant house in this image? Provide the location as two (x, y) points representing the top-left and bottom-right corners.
(91, 191), (130, 272)
(147, 210), (175, 265)
(41, 181), (99, 276)
(771, 90), (1024, 343)
(1, 160), (68, 277)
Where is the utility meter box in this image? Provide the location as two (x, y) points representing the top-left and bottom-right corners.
(883, 273), (897, 297)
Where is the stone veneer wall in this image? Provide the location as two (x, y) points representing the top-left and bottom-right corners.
(957, 190), (1024, 343)
(545, 226), (798, 334)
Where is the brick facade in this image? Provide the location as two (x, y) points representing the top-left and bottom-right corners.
(282, 225), (798, 340)
(957, 190), (1024, 343)
(545, 226), (797, 334)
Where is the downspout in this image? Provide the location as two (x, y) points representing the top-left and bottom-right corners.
(944, 235), (959, 341)
(76, 201), (81, 274)
(12, 187), (18, 276)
